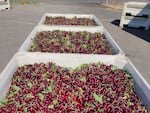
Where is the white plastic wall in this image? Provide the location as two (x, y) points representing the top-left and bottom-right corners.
(0, 53), (149, 111)
(18, 25), (123, 55)
(120, 2), (150, 30)
(38, 13), (103, 26)
(0, 0), (10, 11)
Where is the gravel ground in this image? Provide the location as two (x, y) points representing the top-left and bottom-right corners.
(0, 2), (150, 85)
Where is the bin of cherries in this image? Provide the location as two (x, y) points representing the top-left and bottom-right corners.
(0, 62), (147, 113)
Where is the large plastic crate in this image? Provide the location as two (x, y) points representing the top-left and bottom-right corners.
(18, 25), (124, 55)
(0, 0), (10, 11)
(120, 2), (150, 30)
(0, 53), (149, 111)
(123, 2), (150, 17)
(38, 13), (103, 26)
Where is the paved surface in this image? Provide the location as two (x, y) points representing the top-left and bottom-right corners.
(38, 0), (100, 3)
(38, 0), (150, 3)
(0, 2), (150, 85)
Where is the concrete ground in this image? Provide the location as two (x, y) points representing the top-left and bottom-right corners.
(0, 2), (150, 85)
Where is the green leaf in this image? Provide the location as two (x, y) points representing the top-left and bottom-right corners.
(94, 111), (98, 113)
(123, 93), (129, 97)
(128, 101), (134, 106)
(51, 65), (57, 71)
(61, 37), (66, 41)
(30, 43), (37, 51)
(96, 62), (101, 66)
(50, 80), (54, 87)
(86, 103), (95, 107)
(125, 74), (132, 79)
(61, 37), (71, 46)
(122, 93), (130, 99)
(65, 40), (71, 46)
(51, 38), (58, 43)
(106, 97), (110, 101)
(80, 77), (86, 82)
(48, 105), (54, 109)
(85, 33), (90, 39)
(24, 107), (28, 112)
(48, 86), (52, 92)
(53, 100), (58, 105)
(36, 111), (43, 113)
(82, 44), (88, 49)
(27, 82), (33, 88)
(42, 91), (48, 94)
(0, 99), (8, 105)
(13, 85), (21, 91)
(8, 91), (17, 98)
(26, 93), (34, 99)
(54, 30), (60, 33)
(16, 103), (21, 108)
(99, 109), (104, 113)
(80, 64), (90, 68)
(68, 67), (74, 73)
(96, 75), (100, 79)
(42, 73), (47, 77)
(8, 93), (14, 98)
(111, 65), (117, 71)
(38, 93), (44, 100)
(93, 93), (103, 104)
(75, 66), (81, 70)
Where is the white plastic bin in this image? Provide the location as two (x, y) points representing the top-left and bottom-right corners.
(123, 2), (150, 17)
(0, 53), (149, 111)
(120, 2), (150, 30)
(0, 0), (10, 11)
(19, 25), (123, 55)
(38, 13), (103, 26)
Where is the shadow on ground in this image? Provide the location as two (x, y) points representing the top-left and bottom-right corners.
(111, 20), (150, 42)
